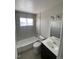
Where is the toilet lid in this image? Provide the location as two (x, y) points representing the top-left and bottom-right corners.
(33, 42), (41, 47)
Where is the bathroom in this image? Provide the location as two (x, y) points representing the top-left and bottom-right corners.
(15, 0), (63, 59)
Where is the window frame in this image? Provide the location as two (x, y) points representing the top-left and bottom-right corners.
(20, 17), (34, 27)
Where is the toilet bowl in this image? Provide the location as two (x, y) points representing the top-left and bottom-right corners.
(33, 42), (41, 55)
(33, 35), (45, 55)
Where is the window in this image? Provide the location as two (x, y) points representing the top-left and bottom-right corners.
(20, 17), (33, 26)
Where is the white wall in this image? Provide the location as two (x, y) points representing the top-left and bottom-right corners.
(36, 13), (41, 34)
(36, 3), (63, 38)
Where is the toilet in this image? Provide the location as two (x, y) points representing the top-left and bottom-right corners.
(33, 35), (45, 55)
(33, 42), (41, 55)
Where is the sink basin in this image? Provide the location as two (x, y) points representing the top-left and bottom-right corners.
(46, 39), (58, 50)
(47, 41), (54, 48)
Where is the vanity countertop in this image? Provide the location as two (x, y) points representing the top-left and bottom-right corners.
(41, 36), (60, 56)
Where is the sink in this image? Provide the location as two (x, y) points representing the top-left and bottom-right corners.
(46, 39), (58, 50)
(42, 36), (60, 56)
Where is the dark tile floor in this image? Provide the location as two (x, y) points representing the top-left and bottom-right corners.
(18, 48), (41, 59)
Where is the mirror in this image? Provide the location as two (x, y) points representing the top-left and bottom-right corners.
(50, 15), (63, 38)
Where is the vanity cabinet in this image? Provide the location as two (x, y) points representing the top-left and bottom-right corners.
(41, 43), (56, 59)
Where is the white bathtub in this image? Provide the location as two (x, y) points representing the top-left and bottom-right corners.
(16, 36), (39, 53)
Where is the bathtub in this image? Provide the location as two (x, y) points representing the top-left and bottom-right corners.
(16, 36), (40, 53)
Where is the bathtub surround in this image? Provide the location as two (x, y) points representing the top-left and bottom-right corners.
(15, 11), (37, 42)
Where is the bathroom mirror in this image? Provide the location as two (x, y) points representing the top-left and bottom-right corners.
(50, 15), (63, 39)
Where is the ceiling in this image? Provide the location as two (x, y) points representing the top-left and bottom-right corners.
(15, 0), (63, 14)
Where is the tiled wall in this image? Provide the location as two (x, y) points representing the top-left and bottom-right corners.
(15, 11), (37, 42)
